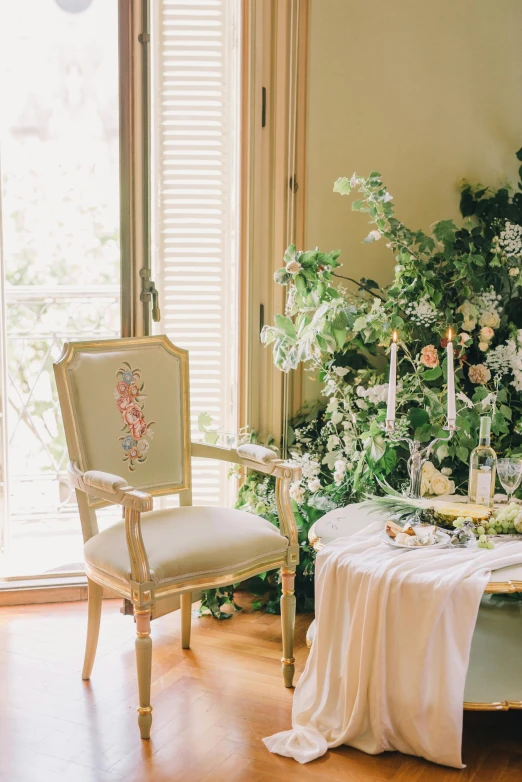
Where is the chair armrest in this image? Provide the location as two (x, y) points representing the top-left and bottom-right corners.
(68, 462), (153, 512)
(191, 442), (301, 546)
(191, 441), (300, 480)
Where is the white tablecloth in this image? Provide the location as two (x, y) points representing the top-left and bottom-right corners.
(264, 520), (522, 767)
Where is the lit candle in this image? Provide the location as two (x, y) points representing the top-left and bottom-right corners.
(386, 331), (398, 430)
(446, 329), (456, 428)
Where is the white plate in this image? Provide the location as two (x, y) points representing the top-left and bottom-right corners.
(380, 529), (451, 549)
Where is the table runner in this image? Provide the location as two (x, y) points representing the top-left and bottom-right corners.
(264, 520), (522, 768)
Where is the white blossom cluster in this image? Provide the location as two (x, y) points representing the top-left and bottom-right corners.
(486, 331), (522, 390)
(356, 383), (389, 405)
(475, 287), (503, 317)
(498, 221), (522, 258)
(404, 294), (437, 326)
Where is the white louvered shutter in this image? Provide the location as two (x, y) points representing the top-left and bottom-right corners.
(152, 0), (241, 505)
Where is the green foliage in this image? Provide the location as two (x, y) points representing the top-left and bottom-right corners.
(206, 147), (522, 620)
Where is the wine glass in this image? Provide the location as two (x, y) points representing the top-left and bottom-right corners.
(497, 458), (522, 504)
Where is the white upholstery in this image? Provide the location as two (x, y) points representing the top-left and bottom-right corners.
(83, 470), (130, 495)
(236, 444), (279, 465)
(84, 505), (288, 585)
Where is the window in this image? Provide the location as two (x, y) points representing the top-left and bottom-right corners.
(152, 0), (241, 505)
(0, 0), (120, 576)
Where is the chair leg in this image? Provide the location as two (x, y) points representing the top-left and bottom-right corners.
(280, 568), (296, 688)
(135, 609), (153, 739)
(82, 578), (103, 680)
(180, 592), (192, 649)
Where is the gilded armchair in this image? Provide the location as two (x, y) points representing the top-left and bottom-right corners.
(54, 336), (300, 739)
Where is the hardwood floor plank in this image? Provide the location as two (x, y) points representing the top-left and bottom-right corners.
(0, 597), (520, 782)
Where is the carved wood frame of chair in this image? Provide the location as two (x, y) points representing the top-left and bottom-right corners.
(54, 335), (301, 739)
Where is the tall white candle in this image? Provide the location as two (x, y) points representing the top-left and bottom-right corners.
(446, 329), (456, 427)
(386, 331), (398, 430)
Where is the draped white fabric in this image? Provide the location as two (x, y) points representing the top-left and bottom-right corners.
(264, 520), (522, 768)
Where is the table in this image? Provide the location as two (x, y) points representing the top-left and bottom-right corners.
(306, 502), (522, 711)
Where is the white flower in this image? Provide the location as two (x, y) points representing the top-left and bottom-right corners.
(479, 341), (490, 352)
(499, 221), (522, 258)
(422, 461), (437, 479)
(421, 478), (430, 496)
(356, 399), (367, 409)
(457, 300), (479, 332)
(405, 294), (437, 327)
(333, 366), (349, 377)
(459, 332), (471, 345)
(289, 453), (320, 480)
(448, 480), (456, 495)
(333, 471), (344, 485)
(509, 267), (520, 277)
(430, 472), (451, 496)
(441, 467), (452, 476)
(331, 411), (343, 425)
(363, 230), (382, 243)
(289, 483), (305, 504)
(383, 191), (393, 202)
(327, 435), (340, 451)
(308, 478), (321, 493)
(480, 311), (500, 329)
(285, 260), (301, 274)
(480, 326), (494, 342)
(356, 386), (366, 397)
(486, 340), (518, 379)
(356, 383), (389, 405)
(349, 173), (358, 188)
(334, 458), (347, 474)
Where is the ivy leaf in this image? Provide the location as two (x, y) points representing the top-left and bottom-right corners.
(456, 446), (469, 463)
(409, 408), (430, 429)
(500, 404), (512, 421)
(352, 200), (364, 211)
(423, 366), (442, 381)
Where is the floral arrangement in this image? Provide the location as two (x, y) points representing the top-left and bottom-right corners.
(225, 148), (522, 616)
(115, 362), (154, 471)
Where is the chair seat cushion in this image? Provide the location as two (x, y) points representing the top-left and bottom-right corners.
(84, 506), (288, 586)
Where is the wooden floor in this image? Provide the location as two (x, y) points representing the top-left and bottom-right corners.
(0, 596), (521, 782)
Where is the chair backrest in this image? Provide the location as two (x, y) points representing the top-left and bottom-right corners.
(54, 336), (191, 508)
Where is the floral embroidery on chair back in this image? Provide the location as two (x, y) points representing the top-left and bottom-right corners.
(115, 363), (155, 471)
(54, 336), (190, 505)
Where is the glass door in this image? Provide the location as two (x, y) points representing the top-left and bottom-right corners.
(0, 0), (121, 577)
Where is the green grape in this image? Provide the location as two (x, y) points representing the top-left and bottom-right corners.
(479, 534), (488, 544)
(502, 520), (511, 531)
(487, 541), (495, 550)
(496, 524), (504, 533)
(476, 526), (485, 536)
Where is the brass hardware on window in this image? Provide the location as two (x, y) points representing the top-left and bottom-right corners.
(139, 269), (161, 322)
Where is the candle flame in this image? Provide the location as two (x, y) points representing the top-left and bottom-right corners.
(392, 331), (398, 342)
(447, 328), (452, 341)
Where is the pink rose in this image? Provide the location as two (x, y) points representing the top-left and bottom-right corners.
(117, 395), (133, 412)
(122, 403), (144, 428)
(420, 344), (439, 368)
(130, 418), (148, 440)
(468, 364), (491, 385)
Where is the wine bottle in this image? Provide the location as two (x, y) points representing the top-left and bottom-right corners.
(468, 416), (497, 507)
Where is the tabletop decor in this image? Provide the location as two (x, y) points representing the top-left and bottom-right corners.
(203, 146), (522, 618)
